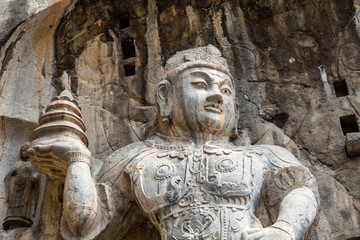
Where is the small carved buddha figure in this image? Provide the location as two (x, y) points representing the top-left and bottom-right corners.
(3, 145), (39, 230)
(28, 45), (319, 240)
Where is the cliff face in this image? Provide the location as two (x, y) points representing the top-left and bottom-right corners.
(0, 0), (359, 239)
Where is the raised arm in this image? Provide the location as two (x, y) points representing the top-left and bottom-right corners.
(28, 91), (120, 239)
(62, 150), (99, 237)
(28, 91), (153, 239)
(28, 137), (107, 239)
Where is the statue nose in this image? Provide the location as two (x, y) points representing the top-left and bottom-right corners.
(206, 88), (223, 105)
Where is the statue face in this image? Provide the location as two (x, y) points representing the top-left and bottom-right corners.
(170, 67), (236, 136)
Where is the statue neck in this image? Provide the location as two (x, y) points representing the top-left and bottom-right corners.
(157, 119), (230, 145)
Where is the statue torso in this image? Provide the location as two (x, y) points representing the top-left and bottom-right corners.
(126, 135), (272, 240)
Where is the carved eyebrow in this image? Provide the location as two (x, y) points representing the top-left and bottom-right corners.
(187, 70), (233, 87)
(211, 72), (232, 85)
(215, 77), (233, 89)
(220, 78), (232, 87)
(187, 71), (212, 81)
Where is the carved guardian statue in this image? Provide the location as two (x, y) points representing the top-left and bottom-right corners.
(28, 45), (319, 240)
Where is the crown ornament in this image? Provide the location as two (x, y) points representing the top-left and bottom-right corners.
(164, 44), (233, 81)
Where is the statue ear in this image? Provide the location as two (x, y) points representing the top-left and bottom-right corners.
(156, 80), (172, 123)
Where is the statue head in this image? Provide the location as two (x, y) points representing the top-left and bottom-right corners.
(155, 45), (238, 141)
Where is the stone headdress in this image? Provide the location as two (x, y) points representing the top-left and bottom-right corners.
(164, 44), (233, 82)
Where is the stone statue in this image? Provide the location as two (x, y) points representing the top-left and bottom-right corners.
(3, 145), (40, 230)
(28, 45), (319, 240)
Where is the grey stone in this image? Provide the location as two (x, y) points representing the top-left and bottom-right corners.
(0, 1), (360, 239)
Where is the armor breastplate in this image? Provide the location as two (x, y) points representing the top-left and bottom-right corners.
(127, 139), (262, 240)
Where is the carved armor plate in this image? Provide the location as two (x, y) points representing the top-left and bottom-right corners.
(128, 141), (259, 240)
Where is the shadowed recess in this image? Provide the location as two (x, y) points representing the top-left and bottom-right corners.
(340, 115), (359, 135)
(120, 16), (130, 29)
(333, 79), (349, 97)
(271, 113), (289, 129)
(121, 38), (136, 59)
(124, 63), (136, 76)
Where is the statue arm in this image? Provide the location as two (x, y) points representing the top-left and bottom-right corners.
(29, 142), (113, 239)
(29, 141), (143, 239)
(61, 155), (118, 240)
(265, 147), (320, 240)
(243, 145), (319, 240)
(60, 143), (147, 240)
(28, 91), (142, 239)
(62, 152), (99, 237)
(271, 186), (318, 240)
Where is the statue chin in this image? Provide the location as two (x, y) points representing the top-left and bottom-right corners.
(198, 113), (234, 133)
(200, 120), (227, 133)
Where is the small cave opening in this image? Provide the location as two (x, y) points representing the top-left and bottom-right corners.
(3, 220), (32, 231)
(124, 63), (136, 76)
(121, 38), (136, 59)
(346, 237), (360, 240)
(120, 16), (130, 29)
(333, 79), (349, 97)
(340, 115), (359, 135)
(271, 113), (289, 129)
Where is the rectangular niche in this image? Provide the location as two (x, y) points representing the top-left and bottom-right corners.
(120, 16), (130, 29)
(124, 63), (135, 76)
(340, 114), (359, 135)
(121, 38), (136, 59)
(333, 79), (349, 97)
(271, 112), (289, 129)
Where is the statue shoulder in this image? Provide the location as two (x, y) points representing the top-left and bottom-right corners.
(96, 141), (150, 183)
(255, 144), (301, 169)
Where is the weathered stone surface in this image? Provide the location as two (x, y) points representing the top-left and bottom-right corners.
(0, 0), (65, 46)
(345, 132), (360, 157)
(0, 0), (359, 239)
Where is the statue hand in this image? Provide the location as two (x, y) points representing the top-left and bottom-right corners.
(241, 227), (293, 240)
(27, 136), (91, 180)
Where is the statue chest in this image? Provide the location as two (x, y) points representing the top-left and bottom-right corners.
(128, 145), (260, 215)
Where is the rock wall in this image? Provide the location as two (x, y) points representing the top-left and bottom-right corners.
(0, 0), (359, 239)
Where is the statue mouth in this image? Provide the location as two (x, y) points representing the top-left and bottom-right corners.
(204, 103), (223, 114)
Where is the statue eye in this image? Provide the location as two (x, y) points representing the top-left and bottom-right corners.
(191, 81), (208, 89)
(221, 88), (232, 95)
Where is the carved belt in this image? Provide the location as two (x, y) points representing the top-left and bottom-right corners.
(155, 203), (253, 240)
(157, 196), (251, 222)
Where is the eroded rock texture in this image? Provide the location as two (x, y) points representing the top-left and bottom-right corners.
(0, 0), (359, 239)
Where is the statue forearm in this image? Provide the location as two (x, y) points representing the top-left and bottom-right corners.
(272, 187), (318, 240)
(63, 154), (98, 236)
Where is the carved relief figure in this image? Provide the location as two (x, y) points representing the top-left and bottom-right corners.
(3, 145), (40, 230)
(28, 45), (319, 240)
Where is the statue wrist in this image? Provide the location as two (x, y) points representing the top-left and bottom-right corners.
(65, 151), (92, 168)
(270, 220), (296, 240)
